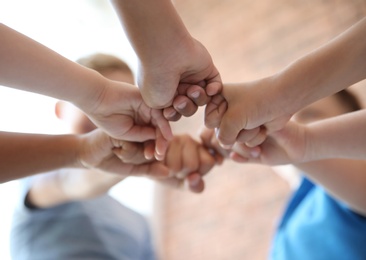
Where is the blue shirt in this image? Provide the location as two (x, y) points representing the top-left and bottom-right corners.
(10, 180), (157, 260)
(270, 177), (366, 260)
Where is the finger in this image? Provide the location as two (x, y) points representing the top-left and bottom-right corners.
(216, 106), (248, 148)
(143, 140), (155, 160)
(232, 142), (261, 159)
(100, 156), (169, 178)
(199, 127), (226, 162)
(154, 128), (169, 161)
(198, 146), (217, 174)
(204, 94), (227, 129)
(176, 138), (199, 179)
(131, 161), (170, 178)
(186, 85), (210, 106)
(122, 124), (156, 142)
(173, 95), (198, 117)
(230, 152), (250, 163)
(164, 137), (182, 176)
(236, 127), (260, 144)
(112, 141), (148, 164)
(151, 109), (173, 141)
(186, 173), (205, 193)
(163, 107), (182, 122)
(244, 127), (267, 148)
(205, 69), (222, 96)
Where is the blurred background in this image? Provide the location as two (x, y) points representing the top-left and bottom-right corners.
(1, 0), (366, 259)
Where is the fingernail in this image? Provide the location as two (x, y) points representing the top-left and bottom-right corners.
(154, 151), (164, 161)
(167, 109), (177, 118)
(218, 139), (232, 149)
(189, 175), (201, 186)
(190, 91), (200, 99)
(176, 102), (187, 109)
(250, 148), (260, 158)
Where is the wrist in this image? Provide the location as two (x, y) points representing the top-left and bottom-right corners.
(74, 130), (114, 170)
(69, 70), (108, 115)
(302, 123), (329, 162)
(270, 69), (306, 117)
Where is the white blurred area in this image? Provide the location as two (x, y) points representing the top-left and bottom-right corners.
(0, 1), (155, 259)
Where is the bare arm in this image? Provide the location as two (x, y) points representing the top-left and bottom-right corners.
(305, 109), (366, 161)
(110, 0), (222, 112)
(273, 17), (366, 116)
(0, 23), (104, 109)
(296, 159), (366, 216)
(27, 134), (218, 208)
(0, 129), (170, 183)
(208, 17), (366, 147)
(0, 131), (81, 183)
(26, 170), (125, 208)
(0, 24), (172, 153)
(230, 111), (366, 164)
(202, 119), (366, 216)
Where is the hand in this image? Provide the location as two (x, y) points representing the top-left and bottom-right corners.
(81, 80), (173, 159)
(26, 133), (170, 208)
(115, 134), (219, 193)
(199, 126), (230, 162)
(113, 136), (217, 193)
(77, 129), (170, 178)
(205, 80), (292, 148)
(138, 37), (222, 119)
(230, 120), (307, 165)
(163, 84), (211, 121)
(163, 134), (218, 193)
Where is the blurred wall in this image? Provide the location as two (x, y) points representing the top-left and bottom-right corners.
(154, 1), (366, 259)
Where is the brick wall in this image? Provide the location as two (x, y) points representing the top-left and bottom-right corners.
(153, 1), (366, 259)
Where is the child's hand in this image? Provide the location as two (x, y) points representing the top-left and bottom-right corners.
(77, 129), (169, 179)
(205, 80), (292, 149)
(230, 120), (307, 165)
(112, 136), (217, 193)
(163, 84), (211, 121)
(81, 80), (173, 160)
(199, 126), (230, 162)
(163, 134), (218, 193)
(137, 37), (222, 113)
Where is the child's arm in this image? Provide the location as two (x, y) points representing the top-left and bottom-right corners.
(25, 170), (125, 209)
(0, 24), (172, 157)
(204, 119), (366, 216)
(206, 17), (366, 147)
(231, 110), (366, 164)
(162, 134), (219, 193)
(110, 0), (222, 117)
(231, 113), (366, 215)
(23, 139), (163, 208)
(26, 134), (218, 209)
(295, 159), (366, 217)
(0, 129), (169, 183)
(115, 134), (219, 193)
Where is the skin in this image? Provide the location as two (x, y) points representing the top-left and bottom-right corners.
(110, 0), (222, 121)
(0, 23), (172, 166)
(27, 69), (218, 208)
(226, 94), (366, 216)
(205, 17), (366, 149)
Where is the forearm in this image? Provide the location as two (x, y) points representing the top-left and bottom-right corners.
(273, 17), (366, 115)
(0, 131), (82, 183)
(110, 0), (192, 64)
(27, 170), (125, 208)
(305, 110), (366, 161)
(296, 159), (366, 216)
(0, 23), (106, 111)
